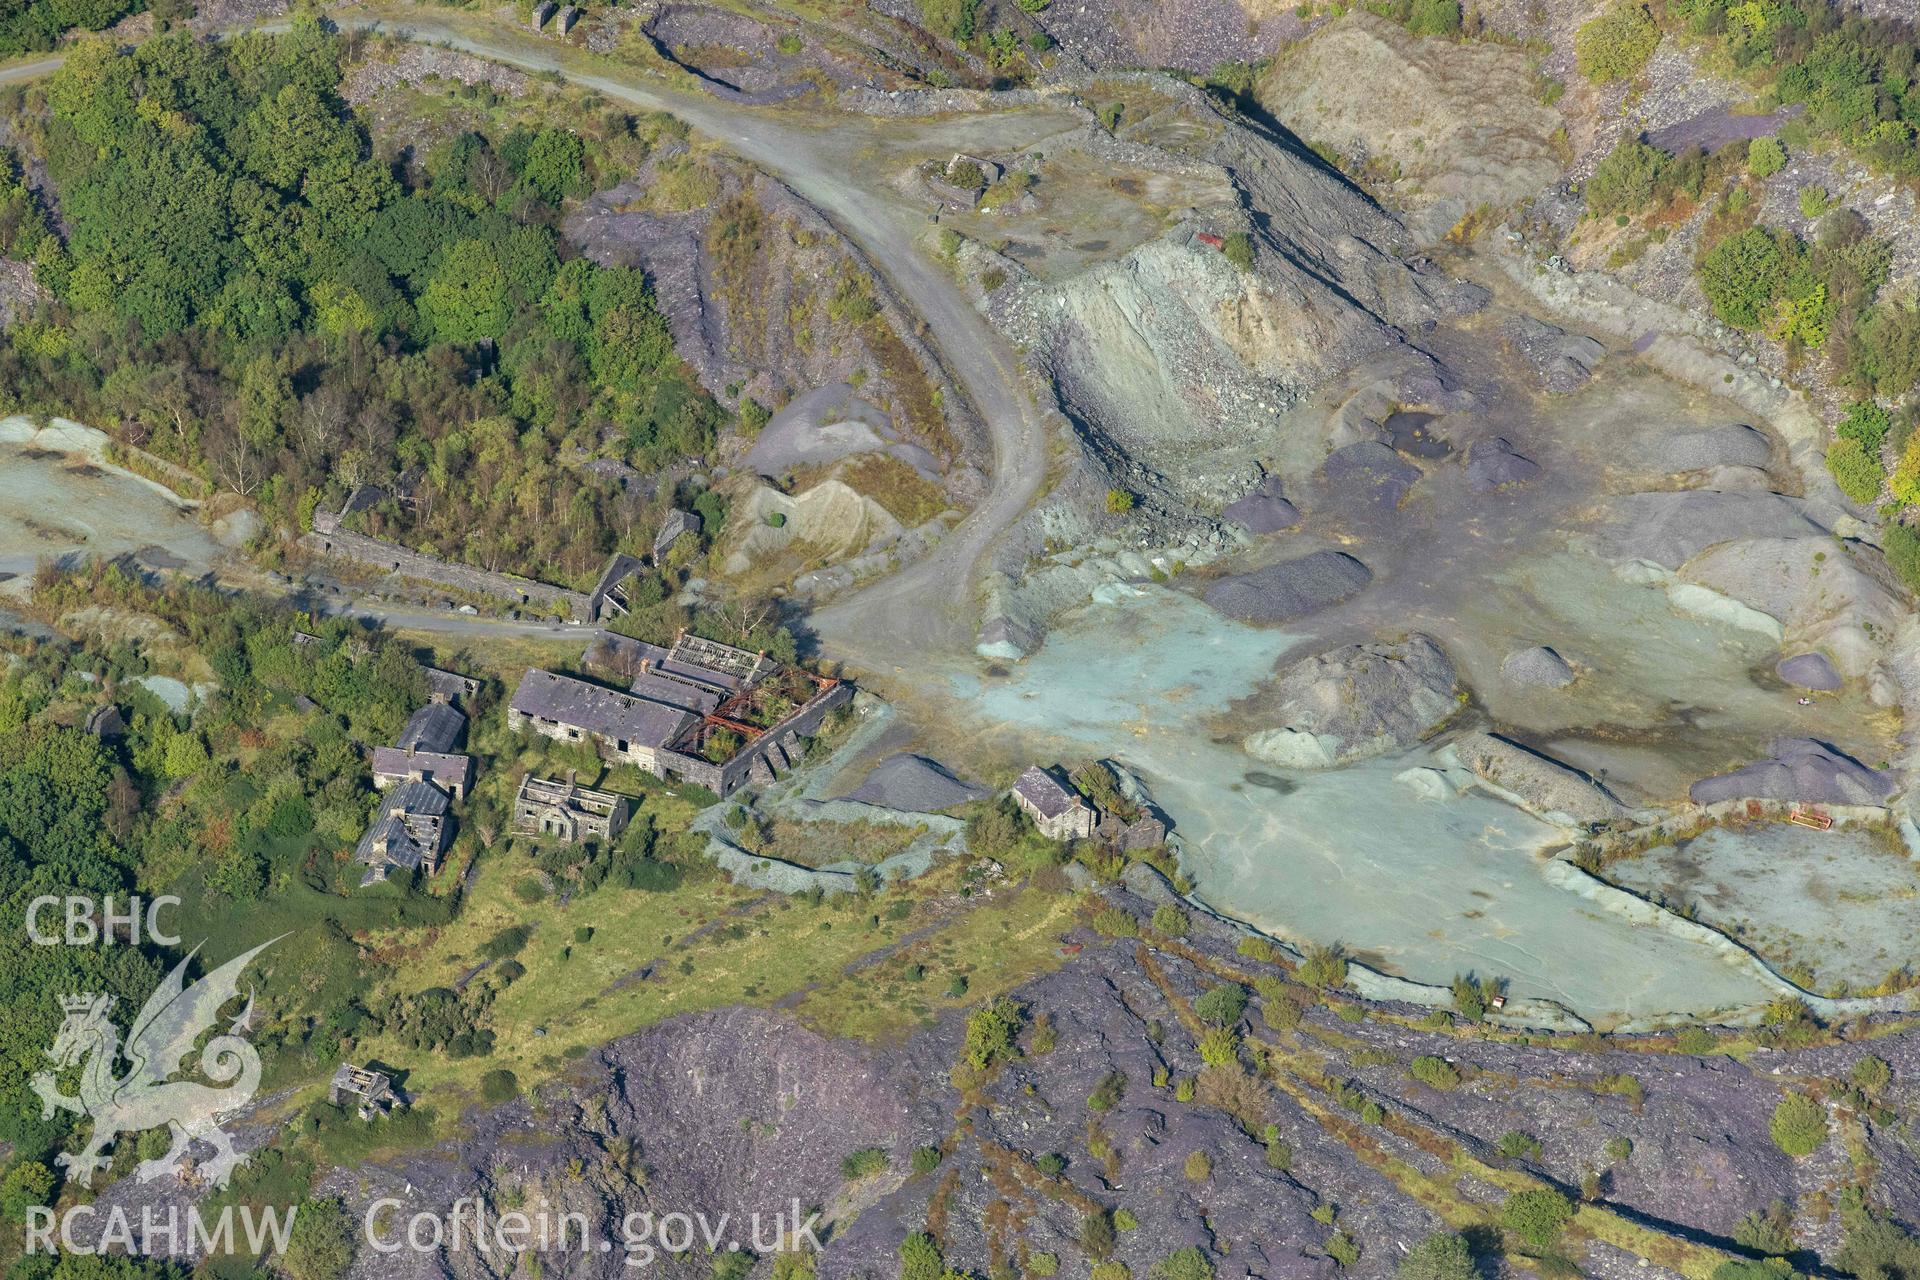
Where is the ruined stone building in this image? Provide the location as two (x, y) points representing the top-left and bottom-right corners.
(1011, 765), (1097, 841)
(507, 633), (851, 798)
(514, 773), (632, 843)
(354, 779), (452, 886)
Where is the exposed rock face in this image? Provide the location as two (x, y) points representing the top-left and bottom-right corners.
(1452, 731), (1623, 825)
(845, 754), (988, 811)
(1776, 652), (1843, 692)
(1690, 738), (1894, 806)
(1203, 550), (1372, 622)
(1220, 474), (1299, 534)
(1504, 314), (1605, 394)
(1251, 13), (1564, 243)
(1502, 645), (1577, 689)
(566, 162), (979, 474)
(1243, 633), (1459, 768)
(1466, 436), (1541, 492)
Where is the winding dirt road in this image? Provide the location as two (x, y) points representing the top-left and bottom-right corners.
(2, 13), (1055, 671)
(327, 16), (1056, 672)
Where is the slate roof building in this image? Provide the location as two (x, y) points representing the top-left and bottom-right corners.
(587, 553), (649, 624)
(508, 668), (694, 772)
(354, 779), (452, 886)
(1010, 765), (1097, 841)
(396, 701), (467, 754)
(508, 634), (851, 798)
(653, 509), (702, 557)
(421, 665), (479, 706)
(370, 747), (475, 801)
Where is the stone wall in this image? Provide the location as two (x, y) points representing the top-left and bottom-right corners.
(299, 528), (586, 618)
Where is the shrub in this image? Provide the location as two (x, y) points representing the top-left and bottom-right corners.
(1770, 1093), (1827, 1156)
(1237, 936), (1278, 962)
(1575, 3), (1659, 83)
(948, 159), (986, 190)
(1798, 185), (1832, 219)
(1106, 488), (1136, 514)
(1029, 1254), (1059, 1277)
(1675, 1027), (1718, 1054)
(1852, 1055), (1893, 1092)
(1222, 232), (1255, 271)
(479, 1068), (520, 1104)
(1501, 1188), (1573, 1251)
(1885, 522), (1920, 593)
(1409, 1055), (1460, 1089)
(841, 1147), (890, 1178)
(1838, 400), (1894, 455)
(1091, 906), (1140, 937)
(1195, 983), (1249, 1027)
(900, 1232), (944, 1280)
(1151, 1248), (1212, 1280)
(1151, 904), (1188, 936)
(1405, 0), (1460, 36)
(1197, 1027), (1239, 1067)
(1396, 1232), (1475, 1280)
(1081, 1211), (1117, 1259)
(1035, 1152), (1067, 1176)
(1732, 1201), (1795, 1256)
(1298, 943), (1348, 990)
(1113, 1209), (1139, 1231)
(1088, 1069), (1126, 1111)
(1699, 227), (1793, 329)
(1359, 1100), (1385, 1125)
(1749, 136), (1787, 177)
(1713, 1263), (1796, 1280)
(1496, 1130), (1544, 1162)
(911, 1144), (942, 1174)
(1829, 437), (1885, 503)
(964, 999), (1022, 1069)
(1183, 1149), (1212, 1181)
(481, 924), (533, 961)
(775, 32), (803, 53)
(1585, 137), (1667, 217)
(1604, 1135), (1632, 1161)
(282, 1197), (354, 1280)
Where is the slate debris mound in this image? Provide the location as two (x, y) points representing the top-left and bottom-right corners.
(1453, 731), (1622, 825)
(1689, 738), (1893, 806)
(1649, 424), (1773, 474)
(1246, 633), (1460, 767)
(846, 754), (989, 812)
(1502, 645), (1576, 689)
(1221, 475), (1300, 534)
(1466, 437), (1541, 492)
(1504, 315), (1605, 394)
(1776, 652), (1842, 692)
(1599, 491), (1828, 569)
(1204, 550), (1373, 622)
(1321, 441), (1421, 508)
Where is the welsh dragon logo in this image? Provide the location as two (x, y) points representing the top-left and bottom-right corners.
(31, 939), (277, 1189)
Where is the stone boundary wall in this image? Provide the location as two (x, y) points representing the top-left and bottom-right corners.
(298, 528), (586, 618)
